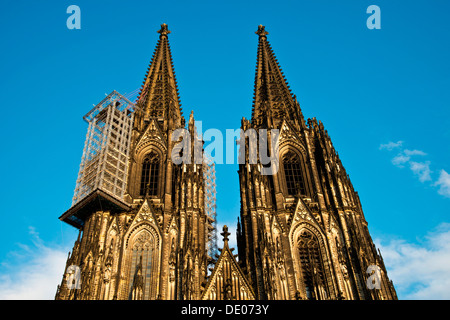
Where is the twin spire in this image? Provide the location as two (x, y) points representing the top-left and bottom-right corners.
(138, 24), (304, 128)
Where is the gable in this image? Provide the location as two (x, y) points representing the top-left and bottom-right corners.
(278, 119), (304, 147)
(124, 199), (162, 249)
(202, 242), (255, 300)
(134, 119), (167, 156)
(202, 249), (255, 300)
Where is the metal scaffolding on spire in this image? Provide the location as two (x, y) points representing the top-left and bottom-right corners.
(72, 90), (137, 206)
(203, 154), (218, 262)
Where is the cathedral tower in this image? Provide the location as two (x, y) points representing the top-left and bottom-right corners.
(56, 24), (212, 300)
(56, 24), (397, 301)
(236, 25), (397, 300)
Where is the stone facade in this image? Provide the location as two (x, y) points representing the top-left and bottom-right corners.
(236, 25), (396, 300)
(55, 24), (397, 300)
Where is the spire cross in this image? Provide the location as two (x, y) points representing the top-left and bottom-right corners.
(157, 23), (171, 38)
(255, 25), (269, 39)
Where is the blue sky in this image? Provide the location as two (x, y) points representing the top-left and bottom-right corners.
(0, 0), (449, 299)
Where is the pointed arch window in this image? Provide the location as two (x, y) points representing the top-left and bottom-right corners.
(128, 230), (155, 300)
(140, 152), (160, 196)
(171, 163), (179, 204)
(297, 230), (327, 300)
(283, 151), (306, 196)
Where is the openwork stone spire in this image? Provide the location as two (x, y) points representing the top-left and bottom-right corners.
(251, 25), (304, 128)
(137, 23), (182, 126)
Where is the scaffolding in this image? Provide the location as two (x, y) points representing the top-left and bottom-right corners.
(72, 90), (137, 206)
(203, 155), (218, 261)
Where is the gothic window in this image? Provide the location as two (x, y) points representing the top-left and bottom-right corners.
(171, 163), (179, 204)
(283, 151), (306, 196)
(140, 152), (159, 196)
(128, 230), (155, 300)
(297, 230), (327, 300)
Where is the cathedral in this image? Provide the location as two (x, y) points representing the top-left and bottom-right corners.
(55, 24), (397, 300)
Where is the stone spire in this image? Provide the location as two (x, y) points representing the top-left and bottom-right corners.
(251, 25), (305, 129)
(137, 23), (183, 127)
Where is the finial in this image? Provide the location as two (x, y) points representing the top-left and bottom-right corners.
(188, 110), (194, 124)
(221, 225), (231, 243)
(157, 23), (171, 38)
(255, 25), (269, 39)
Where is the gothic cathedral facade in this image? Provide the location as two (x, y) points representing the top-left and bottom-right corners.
(55, 24), (397, 300)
